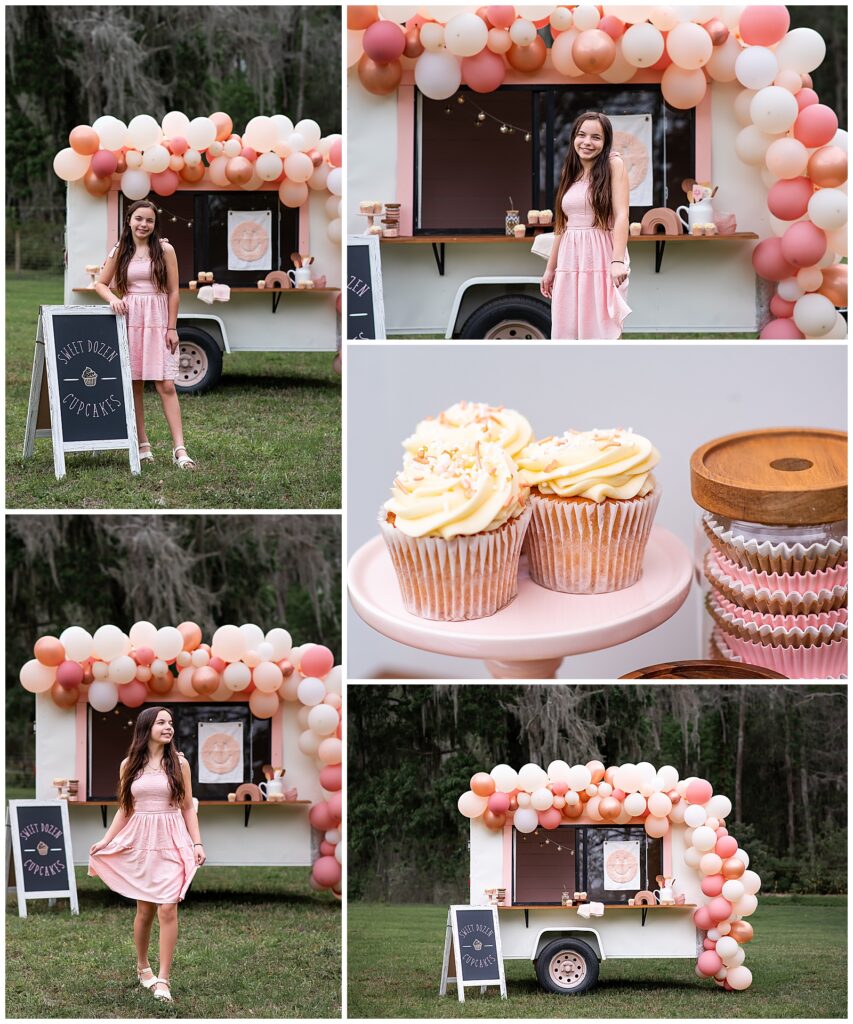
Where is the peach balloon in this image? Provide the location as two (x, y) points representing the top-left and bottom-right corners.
(586, 759), (606, 784)
(661, 65), (706, 109)
(471, 772), (496, 797)
(177, 622), (202, 651)
(808, 146), (848, 188)
(70, 125), (100, 155)
(818, 264), (847, 307)
(506, 36), (547, 73)
(357, 53), (403, 95)
(35, 636), (66, 667)
(210, 111), (233, 142)
(348, 5), (379, 30)
(572, 29), (616, 75)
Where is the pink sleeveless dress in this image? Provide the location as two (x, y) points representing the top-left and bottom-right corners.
(88, 771), (197, 904)
(550, 178), (631, 340)
(124, 254), (178, 381)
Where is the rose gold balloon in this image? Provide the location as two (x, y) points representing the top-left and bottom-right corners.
(572, 29), (617, 75)
(84, 169), (112, 197)
(34, 636), (66, 667)
(404, 26), (424, 58)
(180, 162), (205, 183)
(563, 800), (583, 818)
(277, 658), (294, 678)
(728, 920), (754, 943)
(508, 794), (518, 811)
(357, 53), (403, 96)
(307, 148), (323, 168)
(703, 19), (729, 46)
(668, 788), (681, 803)
(507, 36), (547, 73)
(192, 666), (220, 696)
(225, 156), (253, 185)
(817, 264), (847, 306)
(82, 662), (95, 686)
(483, 809), (507, 829)
(808, 146), (848, 188)
(51, 681), (80, 709)
(148, 673), (174, 695)
(586, 759), (606, 784)
(599, 796), (621, 820)
(722, 856), (746, 879)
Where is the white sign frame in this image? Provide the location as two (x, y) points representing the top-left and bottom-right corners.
(8, 800), (79, 919)
(346, 234), (386, 340)
(439, 904), (506, 1003)
(23, 304), (140, 480)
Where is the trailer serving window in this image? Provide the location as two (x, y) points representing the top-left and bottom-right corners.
(416, 85), (695, 234)
(513, 825), (663, 905)
(120, 191), (299, 288)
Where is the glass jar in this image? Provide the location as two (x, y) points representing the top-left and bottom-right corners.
(691, 428), (848, 680)
(505, 209), (520, 236)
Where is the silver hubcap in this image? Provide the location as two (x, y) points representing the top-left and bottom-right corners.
(177, 342), (209, 385)
(485, 320), (546, 340)
(549, 951), (586, 989)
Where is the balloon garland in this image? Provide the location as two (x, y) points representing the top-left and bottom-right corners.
(350, 5), (847, 337)
(21, 622), (342, 896)
(54, 112), (343, 244)
(458, 758), (760, 991)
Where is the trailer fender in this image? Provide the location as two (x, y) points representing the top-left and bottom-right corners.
(531, 927), (605, 962)
(445, 276), (546, 339)
(176, 313), (230, 353)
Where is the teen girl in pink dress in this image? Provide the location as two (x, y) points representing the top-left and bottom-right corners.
(89, 707), (205, 1003)
(541, 111), (631, 340)
(95, 200), (196, 469)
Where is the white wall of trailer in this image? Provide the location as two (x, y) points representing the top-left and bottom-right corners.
(65, 182), (339, 352)
(35, 695), (323, 866)
(348, 74), (770, 335)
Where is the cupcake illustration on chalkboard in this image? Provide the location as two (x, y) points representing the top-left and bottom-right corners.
(82, 366), (98, 387)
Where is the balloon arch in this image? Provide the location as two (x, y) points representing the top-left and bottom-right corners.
(53, 112), (343, 245)
(350, 4), (847, 338)
(20, 622), (342, 896)
(459, 759), (760, 991)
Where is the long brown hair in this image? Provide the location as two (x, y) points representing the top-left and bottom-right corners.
(113, 200), (168, 296)
(554, 111), (614, 233)
(117, 706), (185, 814)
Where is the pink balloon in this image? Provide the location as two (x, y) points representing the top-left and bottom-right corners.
(752, 237), (796, 282)
(598, 15), (625, 41)
(299, 645), (335, 679)
(169, 136), (189, 155)
(794, 105), (839, 148)
(697, 950), (723, 977)
(716, 835), (739, 858)
(703, 938), (717, 951)
(486, 6), (515, 30)
(150, 169), (179, 196)
(488, 792), (511, 814)
(56, 660), (84, 689)
(770, 293), (796, 318)
(319, 764), (342, 792)
(693, 906), (713, 930)
(329, 139), (342, 167)
(363, 20), (406, 63)
(134, 646), (156, 666)
(707, 896), (733, 922)
(767, 177), (814, 220)
(240, 147), (258, 162)
(738, 5), (790, 47)
(716, 827), (729, 837)
(327, 791), (342, 823)
(796, 88), (819, 111)
(538, 807), (562, 830)
(781, 221), (827, 268)
(685, 778), (713, 805)
(312, 855), (341, 889)
(550, 780), (569, 796)
(309, 801), (334, 831)
(319, 840), (336, 856)
(701, 873), (725, 897)
(760, 317), (805, 339)
(461, 48), (506, 93)
(91, 149), (118, 177)
(119, 680), (148, 707)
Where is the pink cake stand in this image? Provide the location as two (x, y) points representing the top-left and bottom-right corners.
(348, 526), (693, 678)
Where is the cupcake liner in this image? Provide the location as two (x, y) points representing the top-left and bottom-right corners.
(704, 551), (848, 615)
(702, 514), (847, 575)
(378, 504), (532, 621)
(524, 487), (661, 595)
(713, 626), (848, 680)
(706, 591), (847, 648)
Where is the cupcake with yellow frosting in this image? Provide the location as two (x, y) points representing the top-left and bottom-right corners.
(403, 401), (534, 465)
(518, 428), (661, 594)
(380, 440), (532, 620)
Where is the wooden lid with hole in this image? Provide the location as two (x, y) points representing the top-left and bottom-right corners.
(690, 428), (847, 525)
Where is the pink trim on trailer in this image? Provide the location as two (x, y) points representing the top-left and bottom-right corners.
(75, 699), (88, 789)
(502, 821), (513, 892)
(298, 202), (310, 253)
(663, 829), (673, 876)
(272, 706), (284, 766)
(106, 189), (120, 250)
(694, 88), (713, 181)
(396, 85), (416, 236)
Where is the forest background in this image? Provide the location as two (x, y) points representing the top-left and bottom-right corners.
(349, 684), (847, 899)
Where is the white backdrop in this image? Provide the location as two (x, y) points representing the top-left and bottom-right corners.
(346, 343), (847, 679)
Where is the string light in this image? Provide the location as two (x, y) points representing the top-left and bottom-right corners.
(446, 92), (531, 141)
(153, 204), (193, 228)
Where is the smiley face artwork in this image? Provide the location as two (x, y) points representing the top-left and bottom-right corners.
(230, 220), (270, 263)
(227, 209), (272, 270)
(197, 721), (244, 784)
(201, 731), (241, 775)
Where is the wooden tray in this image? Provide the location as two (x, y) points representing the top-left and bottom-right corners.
(620, 659), (787, 679)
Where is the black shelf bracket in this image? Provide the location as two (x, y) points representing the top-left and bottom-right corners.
(655, 240), (666, 274)
(431, 242), (446, 276)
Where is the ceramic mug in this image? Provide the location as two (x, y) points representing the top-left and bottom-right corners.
(259, 780), (283, 800)
(654, 887), (675, 904)
(287, 268), (312, 288)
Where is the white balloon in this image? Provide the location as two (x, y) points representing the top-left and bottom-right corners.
(823, 312), (848, 339)
(735, 46), (778, 90)
(808, 189), (847, 231)
(121, 170), (151, 201)
(162, 110), (191, 138)
(774, 27), (826, 74)
(327, 167), (342, 196)
(741, 869), (762, 895)
(735, 125), (777, 165)
(734, 892), (758, 917)
(509, 18), (537, 47)
(598, 45), (638, 85)
(327, 218), (342, 244)
(705, 34), (741, 83)
(692, 825), (717, 851)
(794, 292), (837, 337)
(656, 765), (680, 789)
(624, 792), (647, 817)
(414, 50), (462, 101)
(733, 88), (757, 127)
(531, 787), (554, 811)
(127, 114), (162, 150)
(154, 626), (184, 661)
(513, 807), (539, 834)
(420, 22), (445, 51)
(186, 116), (217, 152)
(572, 6), (600, 31)
(490, 764), (518, 793)
(88, 681), (119, 713)
(566, 764), (592, 791)
(141, 145), (170, 174)
(518, 763), (548, 793)
(705, 794), (733, 819)
(270, 114), (295, 142)
(777, 276), (805, 301)
(750, 86), (799, 134)
(722, 879), (744, 902)
(60, 626), (94, 662)
(93, 115), (127, 151)
(244, 115), (278, 153)
(93, 624), (130, 661)
(547, 760), (572, 782)
(621, 23), (665, 68)
(444, 13), (489, 57)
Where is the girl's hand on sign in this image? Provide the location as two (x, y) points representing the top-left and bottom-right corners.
(108, 297), (128, 316)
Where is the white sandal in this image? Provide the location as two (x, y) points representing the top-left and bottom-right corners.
(172, 446), (196, 471)
(137, 966), (158, 990)
(138, 442), (154, 463)
(151, 979), (172, 1002)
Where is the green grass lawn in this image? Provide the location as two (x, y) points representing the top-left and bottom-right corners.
(347, 896), (847, 1018)
(6, 272), (341, 509)
(7, 866), (341, 1018)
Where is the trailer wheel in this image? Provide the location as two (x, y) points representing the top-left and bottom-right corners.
(458, 295), (551, 340)
(535, 938), (599, 995)
(175, 327), (223, 395)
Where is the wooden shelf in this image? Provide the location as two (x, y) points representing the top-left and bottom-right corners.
(70, 798), (310, 828)
(502, 903), (696, 910)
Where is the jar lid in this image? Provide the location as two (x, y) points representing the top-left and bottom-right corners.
(690, 428), (847, 526)
(620, 660), (787, 679)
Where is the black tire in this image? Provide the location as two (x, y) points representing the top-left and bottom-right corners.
(175, 326), (223, 395)
(535, 938), (599, 995)
(458, 295), (551, 340)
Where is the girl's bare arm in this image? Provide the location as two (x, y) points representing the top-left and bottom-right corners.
(610, 155), (630, 264)
(94, 246), (127, 314)
(163, 244), (180, 351)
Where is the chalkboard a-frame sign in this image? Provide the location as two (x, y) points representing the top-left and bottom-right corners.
(439, 905), (507, 1002)
(8, 800), (79, 918)
(346, 235), (386, 340)
(23, 305), (140, 480)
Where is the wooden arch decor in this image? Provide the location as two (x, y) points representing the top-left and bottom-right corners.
(263, 271), (291, 289)
(641, 208), (683, 236)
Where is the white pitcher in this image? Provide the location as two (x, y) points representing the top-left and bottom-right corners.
(654, 886), (675, 905)
(259, 780), (283, 800)
(676, 197), (715, 231)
